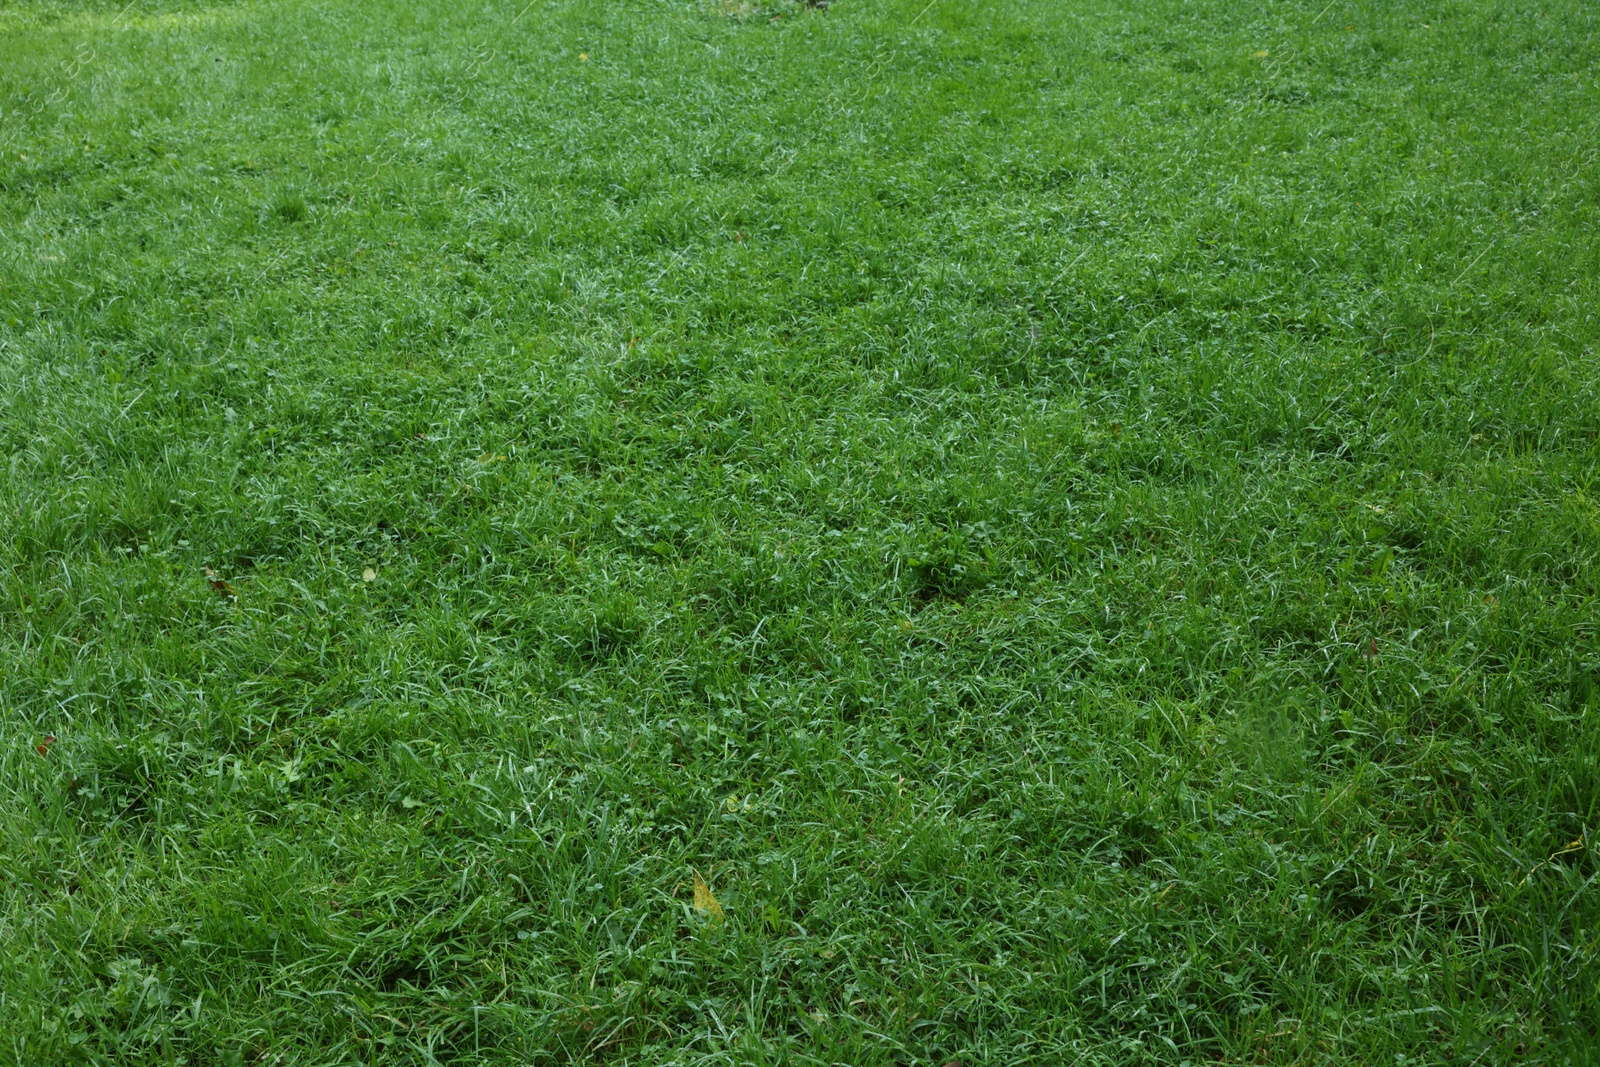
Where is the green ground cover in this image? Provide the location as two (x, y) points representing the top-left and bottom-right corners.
(2, 0), (1598, 1062)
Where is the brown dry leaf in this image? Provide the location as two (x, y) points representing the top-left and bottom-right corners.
(36, 734), (56, 757)
(692, 869), (724, 921)
(205, 567), (237, 598)
(1363, 637), (1378, 661)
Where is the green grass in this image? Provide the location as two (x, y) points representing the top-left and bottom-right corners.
(2, 0), (1599, 1062)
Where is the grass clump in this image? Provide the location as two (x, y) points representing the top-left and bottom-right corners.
(2, 0), (1599, 1063)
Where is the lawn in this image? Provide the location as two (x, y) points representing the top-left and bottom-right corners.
(2, 0), (1598, 1062)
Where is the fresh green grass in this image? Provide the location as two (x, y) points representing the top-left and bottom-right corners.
(2, 0), (1599, 1062)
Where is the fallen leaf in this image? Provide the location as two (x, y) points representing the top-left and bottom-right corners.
(1518, 835), (1588, 886)
(1363, 637), (1378, 661)
(37, 734), (56, 756)
(692, 869), (724, 921)
(1553, 836), (1585, 857)
(205, 568), (237, 598)
(362, 567), (377, 583)
(579, 53), (589, 61)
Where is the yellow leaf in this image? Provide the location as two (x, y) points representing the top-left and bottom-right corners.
(692, 869), (724, 921)
(362, 567), (377, 583)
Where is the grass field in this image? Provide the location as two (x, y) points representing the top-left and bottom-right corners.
(2, 0), (1599, 1062)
